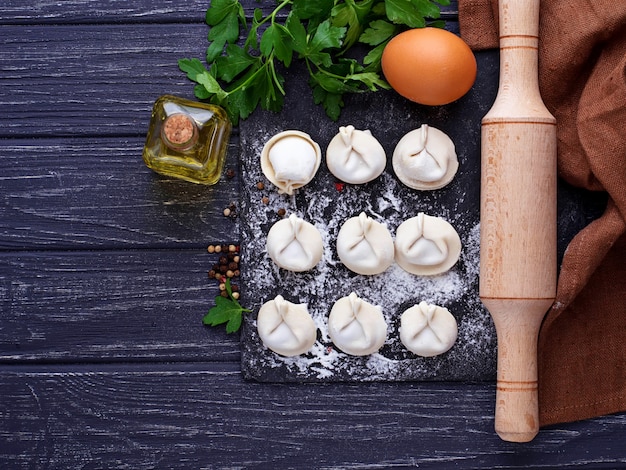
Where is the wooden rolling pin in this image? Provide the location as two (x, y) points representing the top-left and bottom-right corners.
(479, 0), (557, 442)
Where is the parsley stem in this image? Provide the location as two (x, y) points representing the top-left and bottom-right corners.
(222, 52), (284, 99)
(268, 55), (286, 96)
(305, 58), (354, 85)
(255, 0), (292, 28)
(271, 0), (292, 21)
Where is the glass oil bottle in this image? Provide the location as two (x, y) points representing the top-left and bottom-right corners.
(143, 95), (231, 185)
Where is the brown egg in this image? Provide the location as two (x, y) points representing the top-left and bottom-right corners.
(381, 27), (477, 106)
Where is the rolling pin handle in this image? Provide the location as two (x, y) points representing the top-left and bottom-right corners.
(483, 297), (553, 442)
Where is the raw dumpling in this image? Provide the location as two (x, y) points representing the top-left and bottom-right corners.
(326, 125), (386, 184)
(394, 212), (461, 275)
(328, 292), (387, 356)
(336, 212), (394, 275)
(257, 295), (317, 356)
(266, 213), (323, 272)
(260, 130), (321, 195)
(392, 124), (458, 190)
(399, 301), (458, 357)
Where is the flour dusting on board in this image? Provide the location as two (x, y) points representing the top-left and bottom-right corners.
(239, 93), (497, 382)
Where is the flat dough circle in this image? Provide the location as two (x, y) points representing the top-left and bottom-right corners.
(266, 214), (323, 272)
(257, 295), (317, 356)
(392, 124), (458, 190)
(336, 212), (394, 275)
(328, 292), (387, 356)
(394, 213), (461, 275)
(260, 130), (321, 195)
(399, 301), (458, 357)
(326, 125), (386, 184)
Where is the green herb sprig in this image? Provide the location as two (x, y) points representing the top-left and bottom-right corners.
(179, 0), (449, 124)
(203, 279), (251, 333)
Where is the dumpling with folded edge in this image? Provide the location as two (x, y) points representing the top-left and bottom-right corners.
(336, 212), (394, 275)
(392, 124), (458, 190)
(399, 301), (458, 357)
(394, 212), (461, 275)
(266, 213), (323, 272)
(260, 130), (321, 195)
(326, 125), (386, 184)
(257, 295), (317, 357)
(328, 292), (388, 356)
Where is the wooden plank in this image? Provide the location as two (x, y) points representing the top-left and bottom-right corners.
(0, 137), (240, 248)
(0, 0), (213, 24)
(0, 24), (208, 138)
(1, 362), (626, 469)
(0, 250), (241, 362)
(0, 1), (459, 24)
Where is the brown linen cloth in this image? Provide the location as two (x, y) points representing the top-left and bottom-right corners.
(458, 0), (626, 426)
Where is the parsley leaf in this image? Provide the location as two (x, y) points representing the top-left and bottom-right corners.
(179, 0), (449, 123)
(312, 85), (344, 121)
(285, 12), (308, 54)
(360, 19), (397, 46)
(385, 0), (426, 28)
(330, 0), (376, 51)
(301, 21), (345, 68)
(203, 279), (251, 334)
(178, 58), (227, 100)
(309, 19), (345, 52)
(292, 0), (334, 21)
(214, 44), (256, 82)
(260, 23), (294, 67)
(205, 0), (245, 62)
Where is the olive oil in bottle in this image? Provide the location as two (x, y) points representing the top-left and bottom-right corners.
(143, 95), (231, 185)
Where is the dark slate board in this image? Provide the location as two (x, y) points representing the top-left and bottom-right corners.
(239, 49), (501, 382)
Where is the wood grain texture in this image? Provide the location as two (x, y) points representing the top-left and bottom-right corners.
(1, 362), (626, 469)
(0, 24), (207, 138)
(0, 1), (458, 25)
(0, 0), (623, 466)
(0, 137), (240, 249)
(0, 250), (240, 363)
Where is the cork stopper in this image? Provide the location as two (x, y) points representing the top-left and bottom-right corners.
(162, 113), (197, 149)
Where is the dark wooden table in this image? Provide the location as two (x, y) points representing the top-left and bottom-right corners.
(2, 1), (625, 468)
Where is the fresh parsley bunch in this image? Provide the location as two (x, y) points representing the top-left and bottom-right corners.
(179, 0), (449, 124)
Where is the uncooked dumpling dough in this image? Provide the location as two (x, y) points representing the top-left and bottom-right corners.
(394, 212), (461, 275)
(266, 214), (323, 272)
(261, 130), (321, 195)
(257, 295), (317, 356)
(326, 125), (386, 184)
(392, 124), (458, 190)
(328, 292), (387, 356)
(399, 301), (458, 357)
(336, 212), (394, 275)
